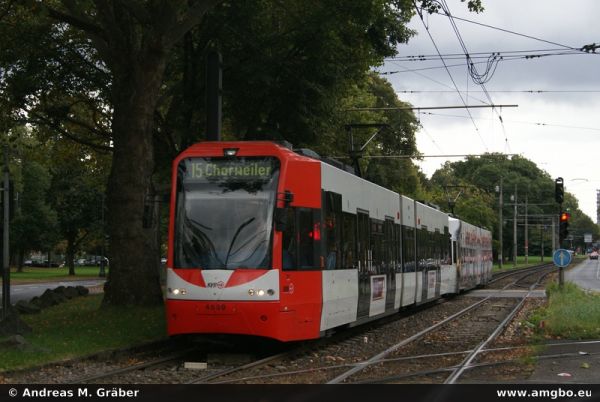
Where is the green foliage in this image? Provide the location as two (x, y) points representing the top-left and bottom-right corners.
(10, 145), (59, 260)
(427, 153), (596, 259)
(530, 282), (600, 339)
(0, 0), (485, 306)
(0, 295), (165, 372)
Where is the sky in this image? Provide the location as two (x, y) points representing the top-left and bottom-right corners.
(380, 0), (600, 221)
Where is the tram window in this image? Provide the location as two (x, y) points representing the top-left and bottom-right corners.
(282, 207), (297, 270)
(452, 241), (457, 264)
(394, 223), (401, 272)
(297, 209), (317, 269)
(402, 226), (415, 272)
(342, 212), (356, 269)
(357, 212), (370, 273)
(370, 219), (384, 274)
(324, 192), (342, 270)
(383, 219), (395, 272)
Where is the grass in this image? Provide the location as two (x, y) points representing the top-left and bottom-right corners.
(492, 254), (585, 272)
(527, 282), (600, 339)
(9, 266), (108, 284)
(0, 294), (166, 372)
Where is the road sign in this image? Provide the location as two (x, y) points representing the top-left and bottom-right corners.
(553, 249), (572, 268)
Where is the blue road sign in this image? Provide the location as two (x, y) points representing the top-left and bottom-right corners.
(553, 249), (572, 267)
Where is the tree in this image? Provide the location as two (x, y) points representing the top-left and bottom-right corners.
(37, 1), (220, 306)
(10, 144), (58, 271)
(47, 139), (109, 275)
(428, 153), (596, 261)
(0, 0), (482, 305)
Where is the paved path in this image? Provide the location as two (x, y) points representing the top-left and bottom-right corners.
(0, 279), (105, 305)
(566, 257), (600, 292)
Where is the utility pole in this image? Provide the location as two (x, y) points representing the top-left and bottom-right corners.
(513, 185), (518, 268)
(524, 194), (528, 264)
(1, 146), (10, 319)
(540, 224), (544, 262)
(496, 179), (503, 269)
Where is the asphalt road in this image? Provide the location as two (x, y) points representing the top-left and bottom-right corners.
(0, 280), (105, 305)
(565, 257), (600, 292)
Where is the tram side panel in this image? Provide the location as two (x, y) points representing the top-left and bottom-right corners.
(452, 219), (493, 291)
(414, 202), (451, 303)
(320, 163), (402, 331)
(277, 155), (324, 340)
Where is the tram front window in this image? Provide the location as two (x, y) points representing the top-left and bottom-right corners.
(174, 157), (280, 269)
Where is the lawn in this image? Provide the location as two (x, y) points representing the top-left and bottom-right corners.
(492, 254), (584, 272)
(528, 282), (600, 339)
(0, 294), (166, 372)
(9, 266), (108, 284)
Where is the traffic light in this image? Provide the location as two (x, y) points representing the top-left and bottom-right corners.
(559, 211), (570, 241)
(555, 177), (564, 204)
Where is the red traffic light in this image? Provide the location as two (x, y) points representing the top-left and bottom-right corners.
(560, 212), (570, 222)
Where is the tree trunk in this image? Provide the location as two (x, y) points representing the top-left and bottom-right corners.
(102, 54), (166, 307)
(66, 235), (76, 276)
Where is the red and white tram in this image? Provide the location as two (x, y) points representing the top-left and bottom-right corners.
(166, 141), (492, 341)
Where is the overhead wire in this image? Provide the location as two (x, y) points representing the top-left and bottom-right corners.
(437, 0), (511, 152)
(412, 1), (488, 151)
(385, 48), (587, 62)
(417, 111), (600, 132)
(430, 10), (594, 52)
(397, 90), (600, 93)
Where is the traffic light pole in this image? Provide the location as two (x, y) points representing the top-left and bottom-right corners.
(555, 177), (565, 289)
(558, 205), (564, 288)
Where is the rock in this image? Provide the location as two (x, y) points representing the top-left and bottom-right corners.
(50, 288), (67, 303)
(0, 334), (28, 350)
(38, 289), (60, 308)
(76, 286), (89, 296)
(15, 300), (41, 314)
(0, 308), (32, 336)
(64, 286), (80, 299)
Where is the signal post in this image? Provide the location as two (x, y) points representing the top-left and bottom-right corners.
(554, 177), (570, 287)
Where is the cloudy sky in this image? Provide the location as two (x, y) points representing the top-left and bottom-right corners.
(380, 0), (600, 220)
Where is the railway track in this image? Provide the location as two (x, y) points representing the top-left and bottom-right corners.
(188, 264), (553, 384)
(4, 264), (556, 385)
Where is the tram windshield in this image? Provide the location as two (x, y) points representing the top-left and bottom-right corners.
(174, 156), (280, 269)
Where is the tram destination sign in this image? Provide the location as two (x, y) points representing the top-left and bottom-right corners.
(184, 158), (275, 181)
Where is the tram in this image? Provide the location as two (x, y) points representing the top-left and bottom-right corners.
(166, 141), (492, 341)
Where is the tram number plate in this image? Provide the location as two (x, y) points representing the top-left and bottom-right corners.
(202, 303), (233, 314)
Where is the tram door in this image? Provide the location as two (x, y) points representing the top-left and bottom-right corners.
(356, 211), (370, 319)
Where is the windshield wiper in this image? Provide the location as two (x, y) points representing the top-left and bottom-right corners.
(224, 217), (255, 266)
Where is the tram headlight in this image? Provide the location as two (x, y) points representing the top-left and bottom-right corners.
(248, 288), (275, 297)
(169, 288), (187, 296)
(223, 148), (239, 157)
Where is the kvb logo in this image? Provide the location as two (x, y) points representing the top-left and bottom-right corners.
(207, 281), (225, 289)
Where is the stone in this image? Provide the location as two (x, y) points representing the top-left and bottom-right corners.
(15, 300), (41, 314)
(0, 308), (32, 336)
